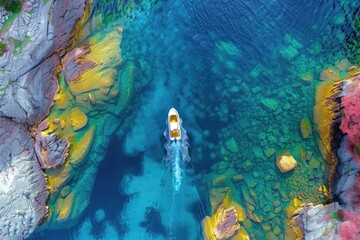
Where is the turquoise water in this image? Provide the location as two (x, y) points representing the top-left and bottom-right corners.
(29, 0), (360, 239)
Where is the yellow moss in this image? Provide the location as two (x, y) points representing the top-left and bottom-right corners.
(70, 107), (88, 131)
(69, 127), (95, 166)
(56, 92), (70, 110)
(47, 163), (71, 194)
(69, 67), (116, 95)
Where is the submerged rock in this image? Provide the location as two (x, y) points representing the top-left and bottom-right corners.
(300, 116), (312, 139)
(261, 98), (280, 112)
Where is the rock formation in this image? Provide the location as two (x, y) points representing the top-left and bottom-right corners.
(292, 70), (360, 239)
(276, 152), (298, 173)
(0, 0), (85, 238)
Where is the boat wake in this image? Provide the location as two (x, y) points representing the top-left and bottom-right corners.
(143, 109), (204, 240)
(164, 123), (190, 192)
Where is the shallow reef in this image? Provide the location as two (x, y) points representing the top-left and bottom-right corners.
(2, 0), (360, 239)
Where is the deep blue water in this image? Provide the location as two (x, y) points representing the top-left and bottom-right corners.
(29, 0), (360, 239)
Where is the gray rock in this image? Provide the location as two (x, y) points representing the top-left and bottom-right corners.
(0, 0), (86, 239)
(292, 202), (342, 240)
(0, 0), (85, 124)
(35, 132), (69, 168)
(0, 117), (48, 240)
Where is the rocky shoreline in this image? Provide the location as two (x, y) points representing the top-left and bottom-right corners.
(292, 74), (360, 239)
(0, 0), (85, 238)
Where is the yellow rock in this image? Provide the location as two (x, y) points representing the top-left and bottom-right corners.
(276, 152), (297, 173)
(56, 92), (70, 110)
(284, 204), (297, 219)
(70, 127), (95, 166)
(70, 107), (88, 131)
(348, 65), (357, 71)
(300, 117), (312, 138)
(309, 157), (321, 171)
(57, 193), (74, 221)
(292, 197), (302, 208)
(47, 163), (71, 194)
(320, 67), (340, 81)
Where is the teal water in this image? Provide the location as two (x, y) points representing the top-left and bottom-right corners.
(29, 0), (360, 239)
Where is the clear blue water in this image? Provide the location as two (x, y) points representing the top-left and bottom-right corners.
(29, 0), (360, 239)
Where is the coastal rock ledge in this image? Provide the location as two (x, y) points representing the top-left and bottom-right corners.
(0, 0), (85, 239)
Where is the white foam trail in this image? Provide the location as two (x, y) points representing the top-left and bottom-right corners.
(164, 121), (191, 192)
(163, 118), (192, 239)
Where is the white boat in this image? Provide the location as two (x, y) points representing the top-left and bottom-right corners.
(168, 108), (181, 141)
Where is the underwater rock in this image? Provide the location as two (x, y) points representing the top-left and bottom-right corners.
(276, 152), (297, 173)
(0, 118), (48, 239)
(320, 67), (340, 81)
(261, 98), (279, 112)
(224, 137), (239, 153)
(300, 72), (313, 82)
(280, 44), (299, 61)
(70, 107), (88, 131)
(264, 148), (276, 158)
(300, 116), (312, 139)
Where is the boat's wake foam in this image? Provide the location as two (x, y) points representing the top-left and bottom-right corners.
(143, 123), (204, 240)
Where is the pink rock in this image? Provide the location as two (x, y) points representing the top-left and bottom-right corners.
(340, 76), (360, 163)
(214, 207), (240, 240)
(339, 220), (360, 240)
